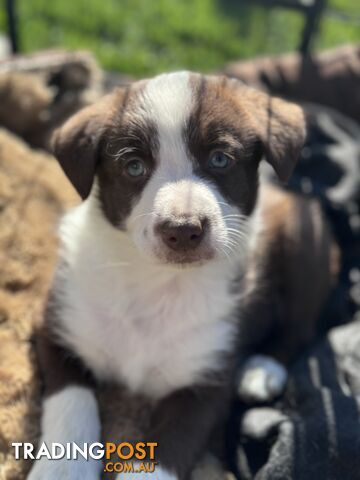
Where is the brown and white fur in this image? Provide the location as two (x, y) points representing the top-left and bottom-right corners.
(28, 72), (334, 480)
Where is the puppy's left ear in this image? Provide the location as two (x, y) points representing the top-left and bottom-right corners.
(241, 87), (306, 182)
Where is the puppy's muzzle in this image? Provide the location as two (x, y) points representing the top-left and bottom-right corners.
(156, 218), (208, 252)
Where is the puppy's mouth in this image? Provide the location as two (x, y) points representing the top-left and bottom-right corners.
(153, 244), (216, 266)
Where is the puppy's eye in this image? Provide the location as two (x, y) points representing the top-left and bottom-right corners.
(208, 151), (232, 169)
(125, 159), (146, 177)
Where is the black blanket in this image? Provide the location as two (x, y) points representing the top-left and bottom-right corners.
(232, 104), (360, 480)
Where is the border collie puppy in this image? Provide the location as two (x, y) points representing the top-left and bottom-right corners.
(29, 72), (328, 480)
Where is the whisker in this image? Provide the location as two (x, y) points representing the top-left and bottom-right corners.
(226, 222), (249, 230)
(224, 220), (248, 226)
(227, 227), (248, 235)
(223, 239), (239, 250)
(217, 201), (232, 209)
(217, 245), (231, 261)
(225, 223), (248, 227)
(227, 237), (243, 245)
(226, 230), (247, 238)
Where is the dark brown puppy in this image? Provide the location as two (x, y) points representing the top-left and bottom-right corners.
(29, 72), (335, 480)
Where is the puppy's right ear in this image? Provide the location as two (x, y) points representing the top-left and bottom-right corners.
(51, 94), (116, 199)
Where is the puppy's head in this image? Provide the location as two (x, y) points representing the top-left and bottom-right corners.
(52, 72), (305, 266)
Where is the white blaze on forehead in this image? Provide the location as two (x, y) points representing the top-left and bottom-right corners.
(125, 71), (249, 267)
(140, 71), (194, 178)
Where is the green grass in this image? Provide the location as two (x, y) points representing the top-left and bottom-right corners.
(0, 0), (359, 76)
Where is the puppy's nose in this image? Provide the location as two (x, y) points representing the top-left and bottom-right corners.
(157, 219), (206, 251)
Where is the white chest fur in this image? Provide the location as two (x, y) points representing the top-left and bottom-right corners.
(56, 199), (243, 399)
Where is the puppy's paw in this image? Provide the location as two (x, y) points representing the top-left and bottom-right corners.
(237, 355), (287, 403)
